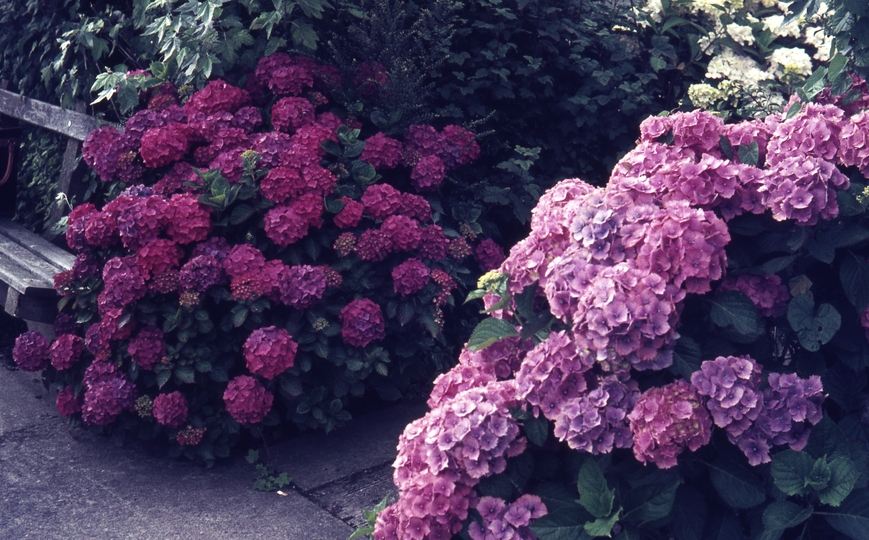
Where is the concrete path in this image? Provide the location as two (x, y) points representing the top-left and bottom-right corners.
(0, 361), (426, 539)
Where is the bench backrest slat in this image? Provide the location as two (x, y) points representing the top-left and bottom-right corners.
(0, 88), (100, 142)
(0, 219), (75, 271)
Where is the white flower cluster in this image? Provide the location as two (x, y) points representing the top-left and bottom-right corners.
(706, 48), (774, 86)
(769, 47), (814, 77)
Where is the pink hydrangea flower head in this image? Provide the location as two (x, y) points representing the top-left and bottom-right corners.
(356, 229), (393, 261)
(82, 126), (126, 181)
(291, 123), (336, 160)
(116, 195), (169, 250)
(223, 375), (274, 424)
(128, 326), (166, 370)
(671, 110), (725, 153)
(255, 53), (314, 96)
(272, 97), (315, 133)
(56, 387), (81, 417)
(760, 156), (848, 226)
(475, 239), (506, 271)
(191, 236), (232, 263)
(65, 203), (98, 252)
(361, 132), (403, 169)
(153, 391), (189, 428)
(139, 123), (190, 168)
(13, 331), (51, 371)
(334, 197), (365, 229)
(838, 110), (869, 176)
(340, 298), (386, 347)
(243, 326), (298, 379)
(404, 124), (444, 161)
(179, 254), (225, 292)
(399, 193), (432, 222)
(439, 125), (480, 169)
(252, 131), (294, 169)
(232, 106), (263, 132)
(410, 155), (446, 191)
(361, 184), (404, 220)
(264, 193), (324, 247)
(184, 78), (251, 117)
(82, 372), (137, 426)
(766, 103), (844, 167)
(629, 380), (712, 468)
(278, 265), (327, 309)
(136, 238), (184, 280)
(209, 148), (245, 183)
(381, 215), (421, 251)
(417, 226), (450, 260)
(165, 193), (212, 244)
(224, 244), (267, 278)
(50, 334), (85, 370)
(392, 258), (431, 295)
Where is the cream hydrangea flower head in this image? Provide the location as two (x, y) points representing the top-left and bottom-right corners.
(706, 48), (774, 86)
(688, 83), (725, 109)
(726, 23), (755, 45)
(769, 47), (814, 78)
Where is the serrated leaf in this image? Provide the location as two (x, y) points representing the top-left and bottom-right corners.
(719, 135), (733, 160)
(175, 366), (195, 384)
(672, 486), (707, 540)
(467, 317), (519, 351)
(840, 252), (869, 312)
(524, 415), (549, 447)
(530, 507), (594, 540)
(819, 456), (860, 506)
(709, 457), (766, 509)
(771, 450), (815, 496)
(762, 501), (812, 530)
(785, 100), (802, 120)
(584, 510), (620, 538)
(708, 290), (762, 338)
(826, 488), (869, 539)
(738, 142), (759, 166)
(787, 295), (841, 351)
(229, 204), (255, 225)
(622, 475), (680, 526)
(156, 368), (171, 389)
(577, 459), (614, 518)
(670, 335), (702, 380)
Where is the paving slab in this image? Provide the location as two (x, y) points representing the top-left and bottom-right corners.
(305, 462), (399, 530)
(0, 365), (354, 540)
(272, 400), (428, 492)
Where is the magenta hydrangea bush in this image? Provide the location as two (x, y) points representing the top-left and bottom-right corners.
(371, 90), (869, 539)
(32, 52), (501, 465)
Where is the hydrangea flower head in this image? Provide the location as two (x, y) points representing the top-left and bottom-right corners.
(340, 298), (386, 347)
(153, 391), (189, 428)
(243, 326), (298, 379)
(13, 331), (51, 371)
(223, 375), (274, 424)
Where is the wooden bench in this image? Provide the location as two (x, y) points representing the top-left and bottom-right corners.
(0, 87), (101, 335)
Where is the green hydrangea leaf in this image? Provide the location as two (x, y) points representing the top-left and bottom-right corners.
(826, 488), (869, 539)
(708, 457), (766, 509)
(762, 500), (812, 530)
(819, 456), (860, 507)
(577, 458), (614, 518)
(530, 507), (594, 540)
(771, 450), (815, 496)
(467, 317), (519, 351)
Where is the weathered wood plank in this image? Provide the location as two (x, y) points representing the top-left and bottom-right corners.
(0, 88), (100, 141)
(0, 219), (74, 272)
(0, 227), (70, 285)
(4, 286), (60, 324)
(0, 248), (52, 296)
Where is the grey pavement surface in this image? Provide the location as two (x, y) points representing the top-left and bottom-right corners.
(0, 361), (427, 539)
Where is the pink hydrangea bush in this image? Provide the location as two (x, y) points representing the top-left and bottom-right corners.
(42, 52), (497, 464)
(373, 100), (869, 537)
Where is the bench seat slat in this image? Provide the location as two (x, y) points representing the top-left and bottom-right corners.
(0, 219), (75, 271)
(0, 226), (70, 285)
(0, 248), (56, 296)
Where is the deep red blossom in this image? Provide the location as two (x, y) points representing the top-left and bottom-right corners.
(136, 239), (184, 279)
(243, 326), (298, 379)
(165, 193), (211, 244)
(271, 97), (315, 133)
(184, 79), (251, 117)
(13, 331), (51, 371)
(153, 392), (189, 428)
(361, 132), (403, 169)
(224, 244), (267, 278)
(223, 375), (274, 424)
(140, 124), (189, 168)
(264, 193), (323, 247)
(361, 184), (403, 220)
(50, 334), (84, 370)
(340, 298), (385, 347)
(392, 258), (430, 295)
(334, 197), (364, 229)
(128, 326), (166, 370)
(381, 215), (421, 251)
(254, 53), (314, 96)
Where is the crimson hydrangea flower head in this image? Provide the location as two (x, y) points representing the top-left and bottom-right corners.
(231, 272), (268, 302)
(166, 193), (211, 244)
(139, 123), (189, 168)
(356, 229), (392, 262)
(410, 155), (446, 191)
(223, 375), (274, 424)
(381, 215), (421, 251)
(56, 387), (81, 417)
(361, 132), (403, 169)
(439, 125), (480, 169)
(136, 238), (184, 280)
(399, 193), (432, 222)
(271, 97), (315, 133)
(252, 131), (294, 169)
(50, 334), (85, 370)
(209, 148), (245, 182)
(334, 197), (364, 229)
(629, 380), (712, 468)
(232, 106), (263, 132)
(116, 195), (169, 250)
(361, 184), (403, 220)
(278, 265), (327, 309)
(84, 208), (119, 249)
(254, 52), (314, 96)
(66, 203), (98, 252)
(263, 193), (323, 247)
(340, 298), (386, 347)
(82, 126), (126, 182)
(417, 226), (450, 260)
(128, 326), (166, 370)
(243, 326), (298, 379)
(392, 258), (430, 295)
(184, 78), (251, 117)
(82, 373), (137, 426)
(153, 391), (189, 428)
(194, 127), (250, 164)
(13, 331), (51, 371)
(404, 124), (444, 161)
(224, 244), (267, 278)
(475, 239), (506, 271)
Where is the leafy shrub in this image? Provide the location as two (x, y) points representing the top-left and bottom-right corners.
(370, 73), (869, 540)
(13, 128), (65, 233)
(12, 52), (505, 465)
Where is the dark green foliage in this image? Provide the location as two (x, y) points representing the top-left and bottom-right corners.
(13, 128), (64, 234)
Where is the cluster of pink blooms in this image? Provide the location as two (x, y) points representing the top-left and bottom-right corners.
(690, 355), (823, 465)
(152, 391), (189, 428)
(223, 375), (273, 424)
(81, 360), (137, 426)
(340, 298), (386, 348)
(374, 101), (869, 537)
(468, 495), (547, 540)
(628, 380), (712, 468)
(718, 273), (790, 317)
(12, 330), (51, 371)
(243, 326), (298, 380)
